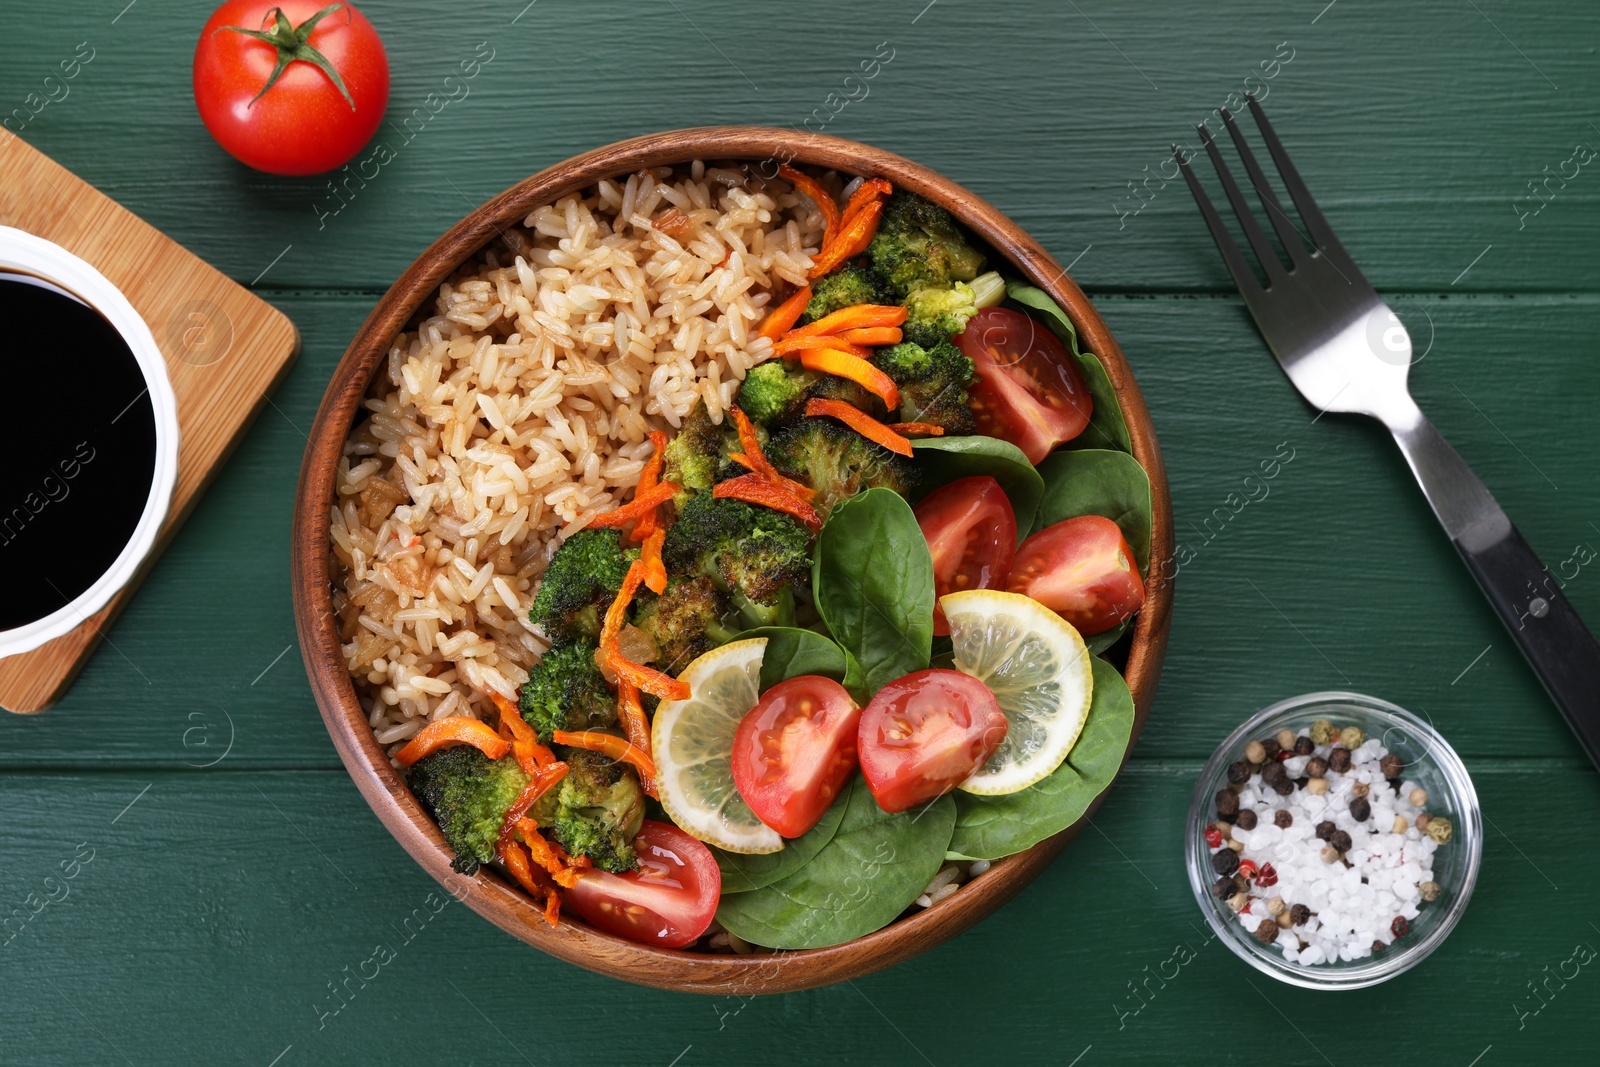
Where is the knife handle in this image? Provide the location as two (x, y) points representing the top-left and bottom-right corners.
(1389, 406), (1600, 766)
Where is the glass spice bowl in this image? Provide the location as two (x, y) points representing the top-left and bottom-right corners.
(1185, 691), (1482, 990)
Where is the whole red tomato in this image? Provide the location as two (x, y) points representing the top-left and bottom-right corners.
(193, 1), (389, 175)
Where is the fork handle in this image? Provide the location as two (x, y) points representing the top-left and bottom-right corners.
(1388, 407), (1600, 767)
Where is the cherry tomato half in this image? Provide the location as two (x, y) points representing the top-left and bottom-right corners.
(564, 820), (720, 948)
(914, 476), (1017, 637)
(955, 307), (1093, 464)
(1007, 515), (1145, 636)
(857, 670), (1008, 814)
(731, 675), (861, 838)
(193, 1), (389, 175)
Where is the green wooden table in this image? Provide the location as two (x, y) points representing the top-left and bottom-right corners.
(5, 2), (1599, 1063)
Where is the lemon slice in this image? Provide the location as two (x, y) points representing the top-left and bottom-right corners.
(651, 637), (784, 855)
(941, 590), (1094, 796)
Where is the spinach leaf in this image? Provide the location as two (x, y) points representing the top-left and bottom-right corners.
(947, 656), (1135, 861)
(812, 488), (935, 694)
(911, 435), (1046, 539)
(1035, 448), (1153, 573)
(716, 777), (957, 949)
(1005, 282), (1132, 454)
(1084, 617), (1131, 656)
(714, 786), (850, 894)
(734, 625), (867, 704)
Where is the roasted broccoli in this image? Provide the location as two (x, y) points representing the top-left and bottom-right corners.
(866, 191), (986, 298)
(529, 528), (638, 641)
(872, 338), (976, 434)
(765, 415), (918, 520)
(902, 282), (978, 349)
(736, 362), (877, 426)
(406, 745), (530, 875)
(518, 639), (617, 742)
(661, 401), (739, 502)
(801, 256), (892, 323)
(533, 748), (646, 873)
(631, 574), (742, 674)
(663, 494), (811, 616)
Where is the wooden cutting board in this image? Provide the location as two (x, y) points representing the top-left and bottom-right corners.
(0, 129), (300, 713)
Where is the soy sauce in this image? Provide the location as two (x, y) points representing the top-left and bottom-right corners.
(1, 272), (157, 632)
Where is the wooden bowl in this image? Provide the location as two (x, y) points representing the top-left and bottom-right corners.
(291, 127), (1174, 994)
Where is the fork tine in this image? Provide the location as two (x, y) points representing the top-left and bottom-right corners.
(1174, 143), (1262, 296)
(1219, 106), (1307, 266)
(1196, 123), (1283, 283)
(1245, 94), (1341, 253)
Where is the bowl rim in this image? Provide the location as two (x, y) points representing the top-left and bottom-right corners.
(1184, 690), (1483, 990)
(290, 126), (1176, 994)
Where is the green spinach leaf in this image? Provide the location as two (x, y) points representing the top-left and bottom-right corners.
(1035, 448), (1153, 573)
(947, 656), (1135, 860)
(912, 435), (1046, 539)
(714, 786), (851, 894)
(716, 777), (956, 949)
(735, 626), (867, 704)
(812, 488), (935, 694)
(1005, 282), (1131, 454)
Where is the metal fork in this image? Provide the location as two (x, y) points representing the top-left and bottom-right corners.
(1176, 95), (1600, 770)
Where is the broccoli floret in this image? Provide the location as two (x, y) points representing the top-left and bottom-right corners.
(902, 282), (978, 349)
(529, 529), (638, 641)
(801, 256), (892, 323)
(662, 401), (740, 502)
(406, 746), (530, 875)
(518, 640), (618, 742)
(765, 416), (918, 519)
(873, 339), (976, 434)
(736, 362), (813, 426)
(533, 749), (645, 873)
(663, 494), (812, 609)
(866, 192), (986, 298)
(631, 575), (742, 674)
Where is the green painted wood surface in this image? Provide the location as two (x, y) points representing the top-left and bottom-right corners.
(3, 1), (1599, 1064)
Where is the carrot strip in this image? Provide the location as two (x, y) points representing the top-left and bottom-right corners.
(599, 560), (647, 665)
(713, 472), (823, 532)
(552, 729), (660, 781)
(616, 679), (657, 798)
(807, 200), (883, 279)
(788, 303), (907, 338)
(758, 286), (813, 342)
(608, 653), (692, 701)
(887, 421), (946, 437)
(731, 405), (819, 500)
(728, 451), (817, 502)
(395, 717), (511, 767)
(773, 334), (873, 360)
(488, 691), (558, 774)
(779, 165), (839, 241)
(495, 762), (569, 856)
(839, 177), (893, 231)
(629, 430), (670, 542)
(798, 348), (901, 410)
(586, 481), (680, 530)
(517, 817), (590, 890)
(805, 398), (915, 457)
(838, 326), (902, 347)
(639, 528), (667, 595)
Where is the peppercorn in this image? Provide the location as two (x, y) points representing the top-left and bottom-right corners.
(1392, 815), (1408, 833)
(1294, 775), (1310, 789)
(1319, 845), (1341, 864)
(1290, 903), (1311, 925)
(1215, 789), (1240, 817)
(1272, 777), (1295, 796)
(1372, 940), (1387, 955)
(1391, 916), (1410, 938)
(1254, 919), (1279, 944)
(1408, 787), (1428, 807)
(1228, 892), (1249, 913)
(1310, 719), (1336, 745)
(1236, 809), (1258, 831)
(1275, 729), (1297, 752)
(1261, 737), (1283, 760)
(1307, 777), (1328, 795)
(1426, 816), (1453, 844)
(1380, 753), (1404, 778)
(1204, 825), (1224, 849)
(1276, 910), (1293, 929)
(1306, 756), (1328, 777)
(1261, 761), (1287, 786)
(1350, 796), (1371, 822)
(1256, 862), (1278, 888)
(1294, 735), (1314, 756)
(1212, 876), (1234, 899)
(1315, 820), (1336, 841)
(1227, 759), (1252, 784)
(1274, 810), (1293, 828)
(1328, 747), (1352, 773)
(1232, 873), (1250, 895)
(1340, 725), (1364, 749)
(1211, 849), (1239, 876)
(1350, 781), (1370, 799)
(1329, 829), (1353, 853)
(1419, 880), (1442, 902)
(1244, 740), (1267, 764)
(1228, 838), (1244, 852)
(1414, 813), (1432, 833)
(1266, 895), (1286, 916)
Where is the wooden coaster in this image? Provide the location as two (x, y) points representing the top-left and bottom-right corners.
(0, 130), (300, 713)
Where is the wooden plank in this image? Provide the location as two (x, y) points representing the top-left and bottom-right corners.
(4, 0), (1595, 294)
(0, 131), (299, 712)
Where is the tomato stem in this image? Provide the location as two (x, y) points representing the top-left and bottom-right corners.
(219, 4), (358, 110)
